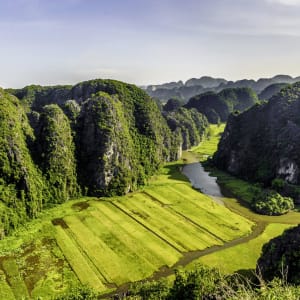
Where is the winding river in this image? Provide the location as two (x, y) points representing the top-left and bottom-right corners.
(182, 158), (224, 205)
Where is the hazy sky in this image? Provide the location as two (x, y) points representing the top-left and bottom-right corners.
(1, 0), (300, 87)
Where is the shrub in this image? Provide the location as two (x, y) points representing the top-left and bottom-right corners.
(251, 190), (294, 215)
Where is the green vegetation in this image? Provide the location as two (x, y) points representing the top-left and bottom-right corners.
(0, 89), (46, 233)
(163, 107), (208, 150)
(191, 123), (225, 161)
(34, 104), (80, 203)
(257, 224), (300, 284)
(0, 158), (253, 298)
(184, 87), (259, 123)
(192, 223), (292, 274)
(251, 190), (294, 216)
(213, 82), (300, 194)
(1, 79), (190, 234)
(129, 264), (300, 300)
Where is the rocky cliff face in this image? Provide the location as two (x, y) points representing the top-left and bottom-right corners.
(214, 83), (300, 185)
(33, 104), (80, 203)
(1, 80), (184, 234)
(76, 92), (136, 196)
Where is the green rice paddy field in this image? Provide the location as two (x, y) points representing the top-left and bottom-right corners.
(0, 162), (254, 299)
(0, 123), (298, 299)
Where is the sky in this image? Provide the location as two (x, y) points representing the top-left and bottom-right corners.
(1, 0), (300, 87)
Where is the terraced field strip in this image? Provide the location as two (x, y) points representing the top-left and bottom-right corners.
(119, 193), (222, 250)
(2, 258), (29, 300)
(65, 214), (148, 286)
(148, 184), (253, 241)
(83, 211), (156, 282)
(172, 185), (252, 239)
(54, 226), (106, 291)
(143, 188), (175, 205)
(0, 271), (15, 300)
(89, 201), (181, 267)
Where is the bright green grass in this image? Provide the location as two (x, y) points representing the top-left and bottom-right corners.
(191, 223), (293, 274)
(0, 130), (260, 298)
(64, 215), (130, 285)
(85, 210), (158, 274)
(115, 193), (221, 251)
(2, 258), (29, 299)
(54, 225), (105, 291)
(88, 201), (180, 267)
(145, 184), (254, 241)
(0, 270), (15, 300)
(191, 123), (225, 161)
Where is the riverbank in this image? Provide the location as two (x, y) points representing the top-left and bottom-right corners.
(182, 124), (298, 275)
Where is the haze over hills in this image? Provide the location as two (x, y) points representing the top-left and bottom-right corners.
(144, 75), (300, 103)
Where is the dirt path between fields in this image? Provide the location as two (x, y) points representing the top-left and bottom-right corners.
(99, 152), (267, 299)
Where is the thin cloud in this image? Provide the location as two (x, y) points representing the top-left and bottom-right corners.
(267, 0), (300, 5)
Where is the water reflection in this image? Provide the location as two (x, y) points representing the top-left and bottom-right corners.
(182, 162), (224, 205)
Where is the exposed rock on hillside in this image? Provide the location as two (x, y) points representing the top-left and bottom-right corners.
(214, 83), (300, 186)
(33, 104), (79, 203)
(1, 80), (185, 234)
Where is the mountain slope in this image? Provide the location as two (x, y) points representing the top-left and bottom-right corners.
(214, 83), (300, 187)
(0, 80), (183, 234)
(184, 87), (258, 123)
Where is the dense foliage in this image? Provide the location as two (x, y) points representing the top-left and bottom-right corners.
(214, 82), (300, 196)
(251, 190), (294, 216)
(257, 224), (300, 284)
(0, 80), (188, 234)
(128, 264), (300, 300)
(163, 98), (184, 112)
(163, 107), (208, 150)
(258, 83), (289, 100)
(184, 87), (259, 123)
(0, 89), (45, 234)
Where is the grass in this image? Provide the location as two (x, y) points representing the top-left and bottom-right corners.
(183, 123), (299, 277)
(0, 123), (295, 299)
(190, 223), (293, 274)
(2, 258), (29, 299)
(0, 273), (15, 300)
(0, 154), (255, 298)
(54, 225), (105, 291)
(191, 123), (226, 161)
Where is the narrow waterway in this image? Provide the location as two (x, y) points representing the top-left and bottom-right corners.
(100, 151), (262, 299)
(182, 158), (224, 205)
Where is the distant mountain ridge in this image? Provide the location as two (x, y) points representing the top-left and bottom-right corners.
(144, 75), (300, 102)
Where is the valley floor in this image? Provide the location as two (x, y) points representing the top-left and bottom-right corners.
(0, 124), (299, 299)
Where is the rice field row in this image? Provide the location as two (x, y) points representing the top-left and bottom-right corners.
(0, 167), (254, 298)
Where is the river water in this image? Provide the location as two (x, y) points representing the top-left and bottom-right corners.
(182, 161), (224, 205)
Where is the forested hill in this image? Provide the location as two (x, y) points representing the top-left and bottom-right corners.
(184, 87), (258, 123)
(214, 82), (300, 188)
(0, 80), (208, 235)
